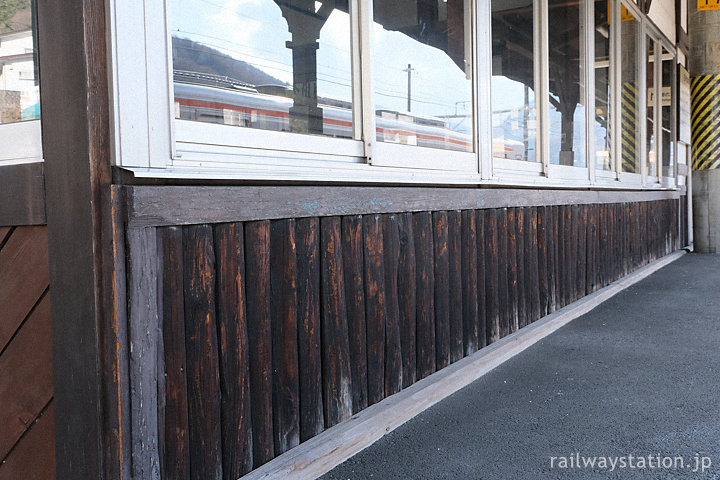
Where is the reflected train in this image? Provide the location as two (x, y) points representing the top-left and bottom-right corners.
(174, 78), (525, 159)
(173, 80), (474, 152)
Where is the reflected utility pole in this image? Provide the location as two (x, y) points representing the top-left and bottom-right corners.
(403, 63), (414, 112)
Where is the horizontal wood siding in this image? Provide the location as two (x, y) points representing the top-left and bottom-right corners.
(135, 198), (680, 478)
(0, 226), (55, 480)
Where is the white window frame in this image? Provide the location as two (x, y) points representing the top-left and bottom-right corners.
(106, 0), (679, 190)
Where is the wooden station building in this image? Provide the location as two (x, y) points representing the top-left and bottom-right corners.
(0, 0), (704, 478)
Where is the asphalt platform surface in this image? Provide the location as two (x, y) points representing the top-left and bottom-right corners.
(321, 254), (720, 479)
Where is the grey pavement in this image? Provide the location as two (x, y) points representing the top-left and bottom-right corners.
(321, 254), (720, 479)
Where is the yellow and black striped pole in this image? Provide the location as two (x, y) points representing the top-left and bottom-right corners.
(621, 82), (639, 173)
(691, 74), (720, 171)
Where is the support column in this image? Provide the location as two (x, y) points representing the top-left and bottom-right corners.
(689, 3), (720, 253)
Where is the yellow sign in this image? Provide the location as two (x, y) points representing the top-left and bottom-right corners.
(608, 3), (635, 23)
(698, 0), (720, 11)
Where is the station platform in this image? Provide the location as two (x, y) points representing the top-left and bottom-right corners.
(321, 253), (720, 479)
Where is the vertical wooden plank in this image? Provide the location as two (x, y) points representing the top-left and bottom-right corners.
(447, 211), (464, 361)
(244, 221), (274, 466)
(382, 215), (403, 396)
(461, 211), (478, 354)
(363, 215), (387, 404)
(598, 204), (608, 288)
(506, 208), (519, 333)
(183, 225), (222, 480)
(413, 212), (436, 378)
(294, 218), (324, 443)
(432, 211), (451, 368)
(269, 219), (300, 456)
(537, 206), (549, 318)
(576, 206), (587, 300)
(159, 227), (190, 480)
(126, 227), (160, 479)
(397, 213), (417, 388)
(564, 205), (574, 306)
(475, 210), (487, 347)
(496, 208), (510, 338)
(483, 209), (500, 343)
(547, 205), (558, 312)
(320, 217), (353, 427)
(515, 208), (527, 328)
(555, 206), (565, 309)
(340, 216), (368, 412)
(213, 223), (253, 478)
(526, 208), (540, 323)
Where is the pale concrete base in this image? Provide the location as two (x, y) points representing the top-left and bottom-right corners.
(692, 169), (720, 253)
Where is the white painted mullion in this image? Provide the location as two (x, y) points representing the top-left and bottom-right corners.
(585, 0), (596, 184)
(358, 0), (376, 164)
(477, 0), (492, 179)
(350, 0), (363, 142)
(537, 0), (550, 177)
(638, 21), (647, 186)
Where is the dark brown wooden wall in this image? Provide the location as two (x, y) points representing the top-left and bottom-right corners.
(0, 226), (55, 480)
(127, 198), (679, 479)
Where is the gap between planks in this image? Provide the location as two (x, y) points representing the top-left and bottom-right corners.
(241, 250), (686, 480)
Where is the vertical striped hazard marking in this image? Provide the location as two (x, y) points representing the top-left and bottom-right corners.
(691, 74), (720, 170)
(621, 82), (639, 173)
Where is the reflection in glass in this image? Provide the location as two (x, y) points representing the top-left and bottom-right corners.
(170, 0), (353, 138)
(594, 0), (612, 171)
(492, 0), (535, 162)
(662, 46), (674, 177)
(646, 35), (656, 179)
(620, 11), (640, 173)
(548, 0), (586, 167)
(372, 0), (473, 152)
(0, 0), (39, 124)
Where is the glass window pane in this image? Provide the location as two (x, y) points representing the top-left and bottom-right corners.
(548, 0), (586, 167)
(170, 0), (354, 138)
(492, 0), (535, 162)
(372, 0), (473, 152)
(662, 46), (674, 177)
(646, 35), (656, 178)
(620, 8), (640, 174)
(594, 0), (611, 171)
(0, 0), (40, 124)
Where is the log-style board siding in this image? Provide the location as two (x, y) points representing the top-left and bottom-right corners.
(0, 226), (54, 480)
(123, 196), (680, 478)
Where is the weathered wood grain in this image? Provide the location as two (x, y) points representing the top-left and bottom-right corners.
(432, 211), (451, 369)
(483, 209), (500, 343)
(363, 215), (387, 404)
(460, 210), (479, 354)
(506, 208), (519, 333)
(320, 217), (353, 427)
(158, 227), (191, 480)
(0, 402), (55, 480)
(295, 218), (324, 443)
(183, 225), (223, 479)
(447, 210), (463, 362)
(397, 213), (417, 387)
(382, 215), (403, 396)
(475, 210), (487, 347)
(340, 216), (368, 411)
(576, 206), (587, 303)
(214, 223), (253, 477)
(127, 227), (161, 479)
(413, 212), (436, 378)
(0, 162), (46, 226)
(525, 207), (540, 324)
(0, 292), (52, 462)
(269, 220), (301, 456)
(515, 208), (526, 328)
(125, 186), (680, 228)
(496, 208), (509, 338)
(244, 221), (274, 467)
(537, 206), (549, 318)
(0, 226), (49, 352)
